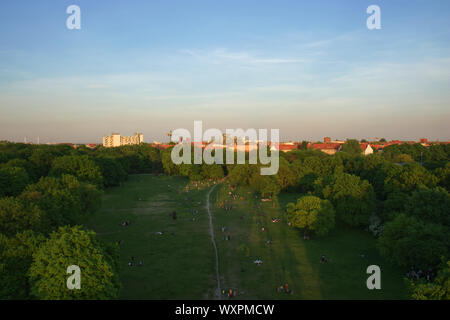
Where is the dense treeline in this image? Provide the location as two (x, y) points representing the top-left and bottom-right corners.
(0, 142), (161, 299)
(162, 142), (449, 299)
(1, 141), (449, 299)
(281, 145), (449, 300)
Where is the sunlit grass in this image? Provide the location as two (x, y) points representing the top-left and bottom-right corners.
(85, 175), (407, 299)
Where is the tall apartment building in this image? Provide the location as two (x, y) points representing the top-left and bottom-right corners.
(102, 132), (144, 147)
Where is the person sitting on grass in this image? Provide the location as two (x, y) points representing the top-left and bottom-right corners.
(253, 259), (263, 266)
(284, 283), (292, 294)
(320, 254), (327, 263)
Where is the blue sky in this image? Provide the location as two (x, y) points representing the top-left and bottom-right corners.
(0, 0), (449, 143)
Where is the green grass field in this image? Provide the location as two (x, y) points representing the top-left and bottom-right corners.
(85, 174), (407, 300)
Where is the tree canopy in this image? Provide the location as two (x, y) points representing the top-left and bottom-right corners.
(286, 195), (335, 236)
(29, 226), (120, 300)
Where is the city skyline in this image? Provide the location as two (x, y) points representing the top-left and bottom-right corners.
(1, 1), (450, 143)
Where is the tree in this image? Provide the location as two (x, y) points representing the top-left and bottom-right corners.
(78, 182), (102, 215)
(377, 214), (448, 269)
(1, 158), (37, 182)
(29, 148), (54, 178)
(161, 147), (180, 175)
(201, 164), (224, 180)
(410, 260), (450, 300)
(187, 164), (204, 181)
(316, 173), (375, 227)
(0, 197), (41, 236)
(341, 139), (362, 156)
(381, 191), (409, 222)
(247, 171), (280, 199)
(0, 166), (30, 197)
(434, 163), (450, 192)
(29, 226), (120, 299)
(50, 155), (103, 188)
(394, 153), (414, 163)
(286, 196), (335, 236)
(228, 164), (258, 186)
(300, 141), (309, 150)
(405, 187), (450, 227)
(94, 156), (127, 187)
(298, 172), (319, 193)
(276, 158), (297, 191)
(20, 175), (84, 232)
(383, 163), (438, 194)
(0, 231), (45, 299)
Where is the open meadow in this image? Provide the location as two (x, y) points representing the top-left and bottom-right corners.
(86, 174), (408, 299)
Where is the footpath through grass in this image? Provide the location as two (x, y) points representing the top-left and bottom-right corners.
(85, 174), (217, 299)
(213, 183), (407, 300)
(86, 174), (407, 299)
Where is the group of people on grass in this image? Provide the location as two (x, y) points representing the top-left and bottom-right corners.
(222, 289), (234, 298)
(128, 256), (143, 267)
(253, 259), (263, 266)
(406, 267), (434, 281)
(277, 283), (292, 294)
(120, 220), (131, 227)
(221, 226), (231, 241)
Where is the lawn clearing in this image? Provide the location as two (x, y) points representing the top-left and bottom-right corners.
(86, 174), (407, 299)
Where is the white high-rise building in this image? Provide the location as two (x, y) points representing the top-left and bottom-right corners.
(102, 132), (143, 147)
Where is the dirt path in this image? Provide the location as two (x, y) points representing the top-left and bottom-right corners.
(206, 183), (221, 299)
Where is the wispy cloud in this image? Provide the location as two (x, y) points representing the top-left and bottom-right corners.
(180, 48), (308, 65)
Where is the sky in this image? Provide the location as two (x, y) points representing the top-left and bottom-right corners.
(0, 0), (449, 143)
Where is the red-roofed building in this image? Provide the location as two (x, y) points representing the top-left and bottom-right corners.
(152, 143), (173, 150)
(370, 144), (385, 151)
(360, 143), (374, 156)
(311, 143), (342, 155)
(277, 143), (300, 152)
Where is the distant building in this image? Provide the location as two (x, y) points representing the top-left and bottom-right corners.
(102, 132), (143, 147)
(360, 143), (374, 156)
(324, 137), (331, 143)
(277, 143), (300, 152)
(312, 143), (342, 155)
